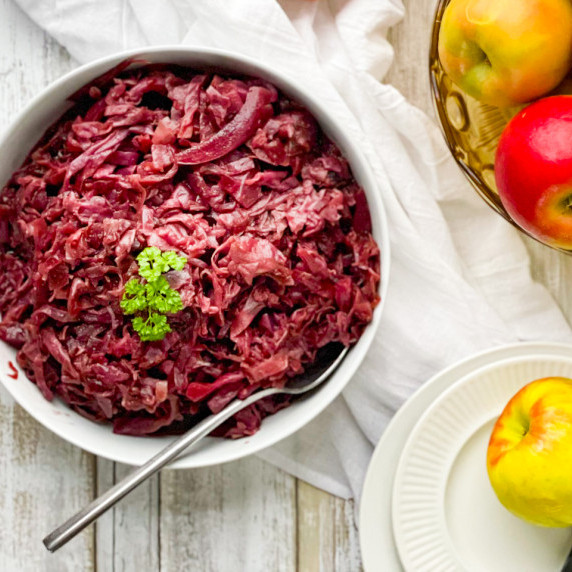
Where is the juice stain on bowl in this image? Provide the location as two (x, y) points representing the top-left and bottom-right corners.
(7, 361), (18, 379)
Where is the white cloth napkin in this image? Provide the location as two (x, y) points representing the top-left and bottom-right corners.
(12, 0), (572, 501)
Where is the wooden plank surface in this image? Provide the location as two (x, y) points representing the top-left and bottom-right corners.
(0, 2), (95, 571)
(160, 457), (297, 571)
(2, 0), (572, 571)
(95, 461), (161, 572)
(297, 482), (361, 572)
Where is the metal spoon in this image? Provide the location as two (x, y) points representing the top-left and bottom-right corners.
(43, 343), (348, 552)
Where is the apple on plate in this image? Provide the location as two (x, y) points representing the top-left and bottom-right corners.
(487, 376), (572, 527)
(495, 95), (572, 250)
(438, 0), (572, 107)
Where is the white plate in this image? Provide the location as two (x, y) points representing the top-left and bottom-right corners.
(359, 342), (572, 572)
(393, 354), (572, 572)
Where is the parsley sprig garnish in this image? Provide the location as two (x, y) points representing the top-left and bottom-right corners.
(137, 247), (186, 281)
(121, 247), (186, 342)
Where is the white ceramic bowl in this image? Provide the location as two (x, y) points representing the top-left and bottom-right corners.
(0, 46), (390, 468)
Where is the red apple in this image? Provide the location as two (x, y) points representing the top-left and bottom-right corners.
(495, 96), (572, 249)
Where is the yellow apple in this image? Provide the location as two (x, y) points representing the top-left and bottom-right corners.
(487, 377), (572, 526)
(438, 0), (572, 107)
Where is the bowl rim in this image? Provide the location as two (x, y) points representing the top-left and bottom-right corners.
(0, 45), (391, 468)
(428, 0), (508, 216)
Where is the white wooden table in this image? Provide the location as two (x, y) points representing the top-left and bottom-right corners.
(1, 1), (571, 570)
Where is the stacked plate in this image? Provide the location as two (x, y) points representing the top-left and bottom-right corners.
(359, 342), (572, 572)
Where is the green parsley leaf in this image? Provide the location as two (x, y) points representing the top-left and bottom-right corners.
(162, 250), (187, 272)
(137, 246), (187, 282)
(121, 247), (187, 342)
(145, 276), (183, 314)
(136, 246), (164, 282)
(120, 279), (147, 314)
(132, 311), (172, 342)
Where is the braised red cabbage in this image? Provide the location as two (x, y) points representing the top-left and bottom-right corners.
(0, 64), (381, 437)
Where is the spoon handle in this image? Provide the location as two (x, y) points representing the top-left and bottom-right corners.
(43, 387), (276, 552)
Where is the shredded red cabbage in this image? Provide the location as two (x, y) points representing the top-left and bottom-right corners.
(0, 63), (381, 437)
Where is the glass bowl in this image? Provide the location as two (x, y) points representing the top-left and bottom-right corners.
(429, 0), (572, 252)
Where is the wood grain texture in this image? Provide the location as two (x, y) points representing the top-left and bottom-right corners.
(297, 482), (362, 572)
(385, 0), (439, 117)
(0, 400), (95, 571)
(160, 457), (297, 571)
(95, 461), (160, 572)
